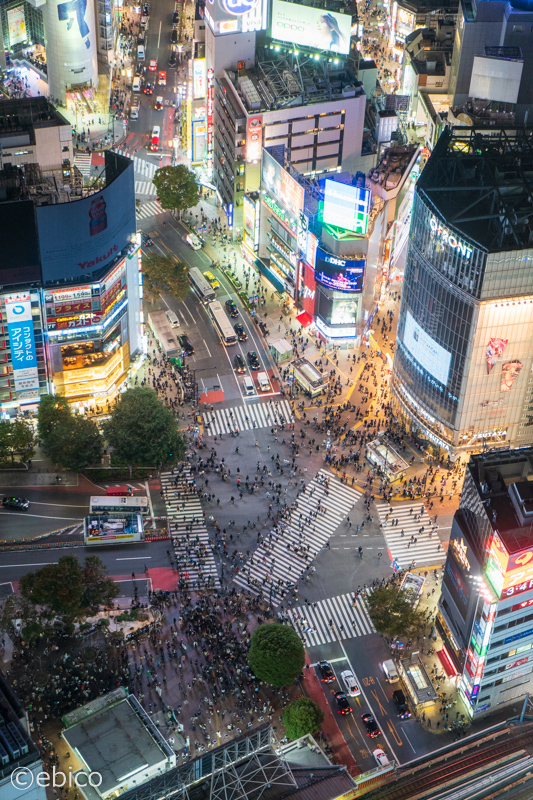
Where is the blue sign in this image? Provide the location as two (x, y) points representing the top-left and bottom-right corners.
(315, 247), (365, 293)
(5, 296), (39, 394)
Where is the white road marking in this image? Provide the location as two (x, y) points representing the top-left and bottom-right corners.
(0, 512), (82, 520)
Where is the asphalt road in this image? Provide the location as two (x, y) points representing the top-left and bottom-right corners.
(0, 488), (89, 539)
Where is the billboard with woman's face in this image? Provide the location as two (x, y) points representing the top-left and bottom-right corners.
(270, 0), (351, 55)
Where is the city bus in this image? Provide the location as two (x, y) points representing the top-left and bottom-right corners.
(188, 267), (216, 304)
(90, 495), (149, 515)
(208, 300), (238, 345)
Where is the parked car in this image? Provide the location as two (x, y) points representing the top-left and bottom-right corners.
(203, 271), (220, 289)
(247, 351), (260, 370)
(334, 692), (352, 715)
(178, 334), (194, 355)
(392, 689), (411, 719)
(340, 670), (361, 697)
(171, 28), (178, 43)
(317, 660), (335, 683)
(1, 496), (29, 510)
(225, 299), (239, 318)
(373, 749), (390, 767)
(234, 323), (247, 342)
(234, 354), (246, 374)
(169, 52), (177, 68)
(362, 713), (381, 738)
(172, 10), (180, 23)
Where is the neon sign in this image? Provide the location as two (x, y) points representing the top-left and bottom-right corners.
(430, 216), (473, 260)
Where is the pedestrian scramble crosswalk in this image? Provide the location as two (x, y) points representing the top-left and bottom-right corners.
(284, 592), (375, 647)
(136, 199), (163, 219)
(376, 501), (446, 569)
(202, 400), (293, 436)
(114, 149), (157, 180)
(161, 468), (219, 589)
(233, 469), (362, 605)
(135, 180), (158, 197)
(74, 152), (91, 177)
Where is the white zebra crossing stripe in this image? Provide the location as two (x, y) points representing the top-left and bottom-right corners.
(160, 468), (219, 588)
(233, 469), (362, 604)
(376, 501), (446, 568)
(135, 180), (158, 196)
(137, 200), (163, 219)
(284, 592), (375, 646)
(203, 400), (293, 436)
(74, 153), (91, 176)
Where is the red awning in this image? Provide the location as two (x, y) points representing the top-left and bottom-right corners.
(437, 648), (457, 678)
(296, 311), (313, 328)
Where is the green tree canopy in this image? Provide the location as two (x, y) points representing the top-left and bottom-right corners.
(143, 253), (190, 300)
(248, 623), (305, 687)
(153, 165), (200, 214)
(37, 394), (70, 443)
(103, 387), (186, 470)
(366, 584), (427, 639)
(20, 555), (118, 622)
(283, 697), (324, 741)
(0, 419), (35, 463)
(45, 415), (103, 471)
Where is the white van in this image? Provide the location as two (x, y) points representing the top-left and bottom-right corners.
(185, 232), (202, 250)
(132, 76), (141, 93)
(137, 45), (145, 61)
(166, 309), (180, 328)
(257, 371), (271, 392)
(382, 659), (400, 683)
(243, 376), (255, 396)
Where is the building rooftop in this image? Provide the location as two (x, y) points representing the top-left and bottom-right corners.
(63, 696), (173, 794)
(466, 447), (533, 554)
(0, 675), (40, 782)
(0, 96), (70, 135)
(417, 127), (533, 252)
(227, 55), (364, 114)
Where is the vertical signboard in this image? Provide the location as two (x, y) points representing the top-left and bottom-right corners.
(7, 6), (26, 46)
(207, 68), (214, 170)
(246, 116), (263, 163)
(5, 295), (39, 394)
(193, 58), (206, 99)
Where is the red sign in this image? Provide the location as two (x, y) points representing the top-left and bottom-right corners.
(207, 68), (214, 170)
(101, 278), (123, 313)
(53, 301), (92, 315)
(512, 598), (533, 612)
(246, 115), (262, 163)
(53, 312), (103, 330)
(301, 261), (316, 318)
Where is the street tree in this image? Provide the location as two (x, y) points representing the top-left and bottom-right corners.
(366, 584), (427, 640)
(143, 253), (190, 300)
(37, 394), (70, 444)
(283, 697), (324, 741)
(0, 419), (35, 463)
(45, 415), (103, 471)
(248, 623), (305, 686)
(19, 555), (118, 624)
(103, 386), (186, 472)
(153, 165), (200, 215)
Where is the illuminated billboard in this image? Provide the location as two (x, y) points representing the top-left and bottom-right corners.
(7, 6), (26, 46)
(5, 295), (39, 394)
(243, 195), (259, 252)
(315, 247), (365, 293)
(262, 149), (304, 214)
(204, 0), (267, 34)
(402, 311), (452, 386)
(486, 337), (508, 374)
(323, 180), (371, 235)
(270, 0), (351, 55)
(36, 157), (135, 283)
(246, 115), (263, 163)
(486, 533), (533, 599)
(193, 58), (205, 99)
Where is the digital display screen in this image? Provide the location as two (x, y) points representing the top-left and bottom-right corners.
(402, 311), (452, 386)
(315, 247), (365, 293)
(323, 180), (371, 235)
(262, 149), (304, 213)
(270, 0), (351, 54)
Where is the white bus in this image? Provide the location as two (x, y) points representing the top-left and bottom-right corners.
(189, 267), (216, 304)
(90, 495), (149, 515)
(208, 301), (238, 345)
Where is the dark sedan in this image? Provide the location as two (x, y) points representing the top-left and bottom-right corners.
(179, 334), (194, 355)
(362, 713), (381, 738)
(247, 351), (260, 370)
(233, 323), (247, 342)
(225, 299), (239, 318)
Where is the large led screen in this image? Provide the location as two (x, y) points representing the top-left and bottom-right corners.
(315, 247), (365, 293)
(270, 0), (351, 54)
(323, 180), (371, 235)
(37, 160), (135, 284)
(402, 311), (452, 386)
(262, 149), (304, 214)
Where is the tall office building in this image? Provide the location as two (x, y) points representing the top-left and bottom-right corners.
(391, 126), (533, 460)
(438, 447), (533, 717)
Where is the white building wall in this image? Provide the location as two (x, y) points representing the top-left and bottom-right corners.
(42, 0), (99, 102)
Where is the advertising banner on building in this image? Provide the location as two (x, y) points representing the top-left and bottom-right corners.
(206, 68), (214, 170)
(315, 247), (365, 293)
(262, 149), (304, 215)
(402, 310), (452, 386)
(246, 116), (263, 163)
(193, 58), (205, 99)
(7, 6), (27, 46)
(5, 295), (39, 393)
(203, 0), (267, 34)
(36, 161), (135, 283)
(301, 261), (316, 317)
(486, 337), (508, 374)
(270, 0), (350, 54)
(323, 180), (371, 235)
(306, 231), (318, 270)
(501, 360), (522, 392)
